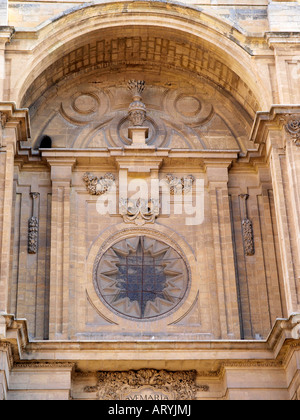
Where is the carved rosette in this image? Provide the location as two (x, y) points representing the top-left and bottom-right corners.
(83, 172), (115, 195)
(84, 369), (204, 400)
(127, 80), (147, 127)
(285, 117), (300, 146)
(119, 198), (159, 225)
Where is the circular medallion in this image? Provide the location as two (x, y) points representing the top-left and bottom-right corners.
(175, 95), (202, 118)
(94, 236), (189, 320)
(72, 93), (99, 115)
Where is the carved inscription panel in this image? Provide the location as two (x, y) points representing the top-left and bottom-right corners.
(84, 369), (206, 400)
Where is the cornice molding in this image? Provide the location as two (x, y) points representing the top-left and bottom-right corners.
(1, 313), (299, 378)
(250, 106), (300, 146)
(0, 102), (30, 143)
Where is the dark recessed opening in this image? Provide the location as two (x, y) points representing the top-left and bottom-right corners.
(39, 135), (52, 149)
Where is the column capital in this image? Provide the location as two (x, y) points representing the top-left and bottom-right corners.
(46, 158), (77, 183)
(0, 26), (14, 46)
(204, 160), (232, 184)
(265, 32), (300, 50)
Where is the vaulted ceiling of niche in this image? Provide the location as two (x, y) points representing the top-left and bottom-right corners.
(23, 26), (259, 153)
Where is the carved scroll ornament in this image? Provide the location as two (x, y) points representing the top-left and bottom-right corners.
(119, 198), (159, 225)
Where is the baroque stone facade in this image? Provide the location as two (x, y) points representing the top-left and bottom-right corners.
(0, 0), (300, 400)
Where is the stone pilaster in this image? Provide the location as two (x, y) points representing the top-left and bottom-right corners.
(266, 33), (300, 104)
(0, 341), (12, 400)
(205, 161), (241, 339)
(251, 107), (300, 315)
(47, 158), (76, 339)
(0, 27), (14, 101)
(0, 104), (29, 314)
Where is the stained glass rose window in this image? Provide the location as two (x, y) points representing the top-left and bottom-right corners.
(94, 236), (189, 320)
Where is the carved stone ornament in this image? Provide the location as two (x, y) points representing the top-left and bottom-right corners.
(242, 218), (255, 256)
(0, 112), (8, 129)
(163, 174), (195, 195)
(119, 198), (159, 225)
(127, 80), (147, 127)
(83, 172), (115, 195)
(28, 192), (40, 255)
(285, 118), (300, 146)
(84, 369), (206, 400)
(239, 194), (255, 257)
(28, 216), (39, 254)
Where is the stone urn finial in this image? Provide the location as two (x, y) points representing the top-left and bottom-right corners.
(127, 80), (146, 126)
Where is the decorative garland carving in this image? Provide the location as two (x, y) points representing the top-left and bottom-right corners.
(83, 172), (115, 195)
(28, 192), (40, 254)
(119, 198), (159, 225)
(241, 218), (255, 256)
(84, 369), (205, 400)
(285, 118), (300, 147)
(239, 194), (255, 256)
(28, 216), (39, 254)
(163, 174), (195, 195)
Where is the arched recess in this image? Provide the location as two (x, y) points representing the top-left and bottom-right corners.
(14, 1), (269, 118)
(8, 1), (287, 342)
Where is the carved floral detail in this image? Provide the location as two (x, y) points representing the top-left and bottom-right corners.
(84, 369), (204, 400)
(163, 174), (195, 195)
(285, 118), (300, 146)
(119, 198), (159, 225)
(83, 172), (115, 195)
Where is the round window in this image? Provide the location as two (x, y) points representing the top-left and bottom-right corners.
(94, 236), (189, 320)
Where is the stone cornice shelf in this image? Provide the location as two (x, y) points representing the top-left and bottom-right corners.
(0, 313), (299, 376)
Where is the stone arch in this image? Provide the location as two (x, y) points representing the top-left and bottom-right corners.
(14, 1), (269, 115)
